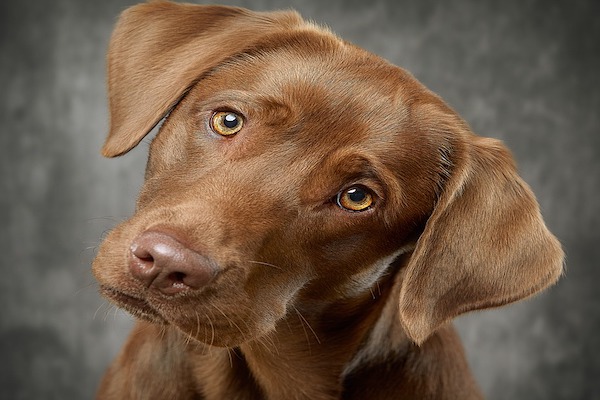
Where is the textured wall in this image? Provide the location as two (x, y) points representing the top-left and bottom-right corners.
(0, 0), (598, 399)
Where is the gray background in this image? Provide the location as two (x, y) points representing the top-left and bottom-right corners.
(1, 0), (598, 399)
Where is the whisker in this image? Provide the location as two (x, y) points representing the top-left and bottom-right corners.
(75, 281), (99, 296)
(213, 304), (246, 339)
(293, 305), (321, 345)
(205, 318), (215, 357)
(195, 311), (201, 343)
(100, 304), (111, 322)
(93, 302), (108, 321)
(294, 312), (312, 352)
(85, 216), (122, 224)
(183, 328), (192, 351)
(112, 306), (120, 321)
(153, 325), (167, 342)
(102, 304), (115, 322)
(227, 348), (234, 368)
(206, 311), (216, 349)
(246, 260), (283, 271)
(369, 287), (376, 300)
(253, 331), (277, 355)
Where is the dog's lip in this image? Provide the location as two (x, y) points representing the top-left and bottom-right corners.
(100, 286), (166, 323)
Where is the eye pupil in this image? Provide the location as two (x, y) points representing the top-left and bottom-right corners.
(347, 188), (366, 203)
(223, 113), (238, 128)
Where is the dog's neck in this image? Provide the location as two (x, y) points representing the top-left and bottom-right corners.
(191, 257), (410, 400)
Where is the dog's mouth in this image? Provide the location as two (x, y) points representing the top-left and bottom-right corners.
(100, 286), (167, 323)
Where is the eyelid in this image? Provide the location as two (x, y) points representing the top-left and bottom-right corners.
(193, 89), (251, 111)
(338, 179), (384, 202)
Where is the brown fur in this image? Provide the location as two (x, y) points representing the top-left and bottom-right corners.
(92, 2), (564, 399)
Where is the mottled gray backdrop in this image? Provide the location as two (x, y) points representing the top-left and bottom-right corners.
(1, 0), (598, 399)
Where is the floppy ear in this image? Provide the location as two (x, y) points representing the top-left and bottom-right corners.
(399, 132), (564, 345)
(103, 1), (302, 157)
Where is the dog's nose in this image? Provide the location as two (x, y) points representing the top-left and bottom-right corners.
(129, 231), (215, 295)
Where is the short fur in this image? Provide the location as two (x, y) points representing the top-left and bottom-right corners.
(93, 2), (564, 399)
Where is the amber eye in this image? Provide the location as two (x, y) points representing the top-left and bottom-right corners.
(211, 111), (244, 136)
(336, 186), (374, 212)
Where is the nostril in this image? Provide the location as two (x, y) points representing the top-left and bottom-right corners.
(169, 272), (186, 284)
(129, 243), (160, 288)
(137, 254), (154, 264)
(131, 243), (154, 263)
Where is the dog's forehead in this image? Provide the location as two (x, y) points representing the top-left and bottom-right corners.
(202, 31), (427, 133)
(255, 45), (412, 120)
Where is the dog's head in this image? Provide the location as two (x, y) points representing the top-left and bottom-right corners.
(93, 2), (563, 346)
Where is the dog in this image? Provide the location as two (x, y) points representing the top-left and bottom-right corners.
(92, 2), (564, 399)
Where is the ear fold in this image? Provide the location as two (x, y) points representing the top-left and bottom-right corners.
(103, 1), (302, 157)
(399, 134), (564, 345)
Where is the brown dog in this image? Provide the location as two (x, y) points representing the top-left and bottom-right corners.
(92, 2), (564, 399)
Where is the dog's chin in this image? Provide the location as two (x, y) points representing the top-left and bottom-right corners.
(99, 285), (274, 347)
(100, 286), (167, 324)
(166, 306), (276, 348)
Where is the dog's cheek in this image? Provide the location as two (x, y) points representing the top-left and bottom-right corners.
(237, 269), (310, 340)
(338, 256), (396, 297)
(291, 217), (410, 299)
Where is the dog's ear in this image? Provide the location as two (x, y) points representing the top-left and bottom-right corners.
(399, 126), (564, 345)
(103, 1), (302, 157)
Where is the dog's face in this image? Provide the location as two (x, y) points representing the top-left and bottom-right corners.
(93, 3), (563, 347)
